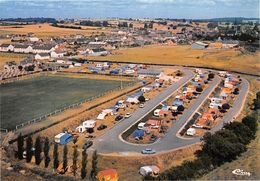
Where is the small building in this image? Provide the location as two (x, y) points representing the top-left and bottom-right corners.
(138, 69), (161, 77)
(191, 41), (209, 49)
(146, 119), (161, 129)
(35, 53), (50, 60)
(54, 133), (72, 145)
(96, 169), (118, 181)
(141, 86), (153, 93)
(89, 48), (108, 56)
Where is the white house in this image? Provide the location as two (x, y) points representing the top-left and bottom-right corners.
(35, 53), (50, 60)
(51, 50), (66, 58)
(14, 44), (33, 53)
(0, 44), (14, 52)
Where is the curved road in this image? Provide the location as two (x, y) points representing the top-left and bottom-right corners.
(93, 71), (249, 154)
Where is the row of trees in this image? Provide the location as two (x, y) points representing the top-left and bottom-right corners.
(150, 112), (258, 180)
(17, 135), (98, 179)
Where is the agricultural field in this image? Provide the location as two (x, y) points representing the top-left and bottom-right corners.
(0, 75), (129, 130)
(90, 45), (260, 75)
(0, 52), (28, 68)
(0, 23), (111, 38)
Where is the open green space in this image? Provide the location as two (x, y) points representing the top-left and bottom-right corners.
(0, 75), (129, 129)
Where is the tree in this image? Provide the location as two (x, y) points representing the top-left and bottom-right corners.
(198, 130), (246, 166)
(138, 95), (146, 103)
(72, 147), (79, 176)
(253, 91), (260, 110)
(196, 87), (203, 93)
(81, 150), (88, 179)
(224, 122), (254, 145)
(177, 105), (185, 112)
(26, 135), (33, 163)
(34, 136), (42, 165)
(44, 137), (50, 168)
(208, 73), (215, 80)
(242, 115), (258, 136)
(91, 150), (98, 178)
(222, 103), (230, 110)
(17, 133), (24, 160)
(53, 143), (59, 170)
(63, 145), (68, 172)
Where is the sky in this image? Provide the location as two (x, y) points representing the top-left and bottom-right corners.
(0, 0), (259, 19)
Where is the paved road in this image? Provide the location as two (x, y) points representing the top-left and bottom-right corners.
(93, 74), (248, 154)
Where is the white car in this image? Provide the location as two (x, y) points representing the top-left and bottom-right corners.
(124, 113), (131, 118)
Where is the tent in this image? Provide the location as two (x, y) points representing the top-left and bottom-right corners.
(96, 169), (118, 181)
(133, 129), (144, 138)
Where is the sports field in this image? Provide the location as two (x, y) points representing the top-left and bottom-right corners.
(0, 75), (129, 129)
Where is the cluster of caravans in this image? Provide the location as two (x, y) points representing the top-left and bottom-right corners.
(187, 72), (240, 136)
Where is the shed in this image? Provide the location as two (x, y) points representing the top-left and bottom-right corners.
(54, 133), (72, 145)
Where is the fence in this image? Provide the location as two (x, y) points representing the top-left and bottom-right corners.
(6, 81), (137, 132)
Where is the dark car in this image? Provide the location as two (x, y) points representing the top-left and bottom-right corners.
(97, 124), (107, 130)
(82, 140), (93, 150)
(115, 115), (124, 121)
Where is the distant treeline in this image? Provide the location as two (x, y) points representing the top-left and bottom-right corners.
(51, 23), (82, 30)
(0, 18), (57, 23)
(79, 20), (109, 27)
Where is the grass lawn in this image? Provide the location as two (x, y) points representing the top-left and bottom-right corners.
(90, 45), (260, 75)
(0, 75), (129, 129)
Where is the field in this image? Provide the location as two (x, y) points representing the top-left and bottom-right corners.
(0, 75), (129, 129)
(90, 45), (260, 75)
(0, 23), (111, 39)
(0, 52), (28, 68)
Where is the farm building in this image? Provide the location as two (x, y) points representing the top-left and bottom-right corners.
(14, 44), (33, 53)
(54, 133), (72, 145)
(191, 41), (209, 49)
(51, 50), (66, 58)
(96, 169), (118, 181)
(88, 48), (108, 56)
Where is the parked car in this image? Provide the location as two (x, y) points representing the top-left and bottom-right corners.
(97, 124), (107, 130)
(115, 115), (124, 121)
(82, 140), (93, 150)
(141, 148), (156, 154)
(139, 103), (145, 108)
(124, 113), (131, 118)
(85, 135), (96, 139)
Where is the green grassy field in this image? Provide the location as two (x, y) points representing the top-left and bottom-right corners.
(0, 75), (129, 129)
